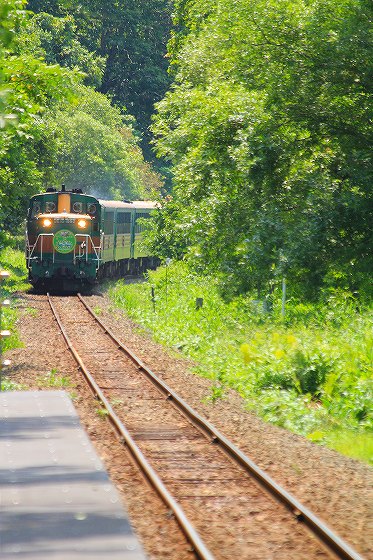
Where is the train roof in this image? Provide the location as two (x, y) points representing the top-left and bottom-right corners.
(30, 192), (157, 211)
(98, 200), (157, 210)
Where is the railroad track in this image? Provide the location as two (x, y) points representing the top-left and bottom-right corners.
(47, 293), (363, 560)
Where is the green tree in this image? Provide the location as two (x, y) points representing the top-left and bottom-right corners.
(151, 0), (373, 298)
(0, 0), (79, 236)
(0, 0), (25, 128)
(18, 11), (105, 87)
(27, 0), (173, 159)
(0, 1), (161, 240)
(45, 85), (162, 199)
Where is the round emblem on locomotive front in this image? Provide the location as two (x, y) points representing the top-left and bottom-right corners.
(53, 230), (76, 254)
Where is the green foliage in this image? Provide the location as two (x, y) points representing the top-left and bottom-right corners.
(324, 430), (373, 464)
(38, 367), (71, 388)
(0, 247), (29, 355)
(292, 351), (333, 395)
(0, 377), (24, 390)
(44, 85), (162, 199)
(0, 0), (25, 128)
(109, 262), (373, 463)
(96, 405), (109, 418)
(18, 12), (106, 88)
(0, 0), (81, 233)
(27, 0), (174, 159)
(0, 1), (161, 239)
(0, 1), (22, 48)
(0, 246), (29, 294)
(150, 0), (373, 299)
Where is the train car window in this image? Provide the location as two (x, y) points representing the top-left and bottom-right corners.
(31, 202), (41, 218)
(87, 203), (97, 215)
(104, 211), (114, 234)
(73, 201), (83, 213)
(117, 212), (131, 234)
(45, 201), (56, 213)
(135, 212), (150, 233)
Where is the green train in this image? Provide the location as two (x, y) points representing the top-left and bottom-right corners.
(26, 186), (158, 290)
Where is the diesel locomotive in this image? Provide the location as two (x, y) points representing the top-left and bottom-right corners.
(26, 186), (158, 290)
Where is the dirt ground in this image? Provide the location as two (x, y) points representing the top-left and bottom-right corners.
(6, 290), (373, 560)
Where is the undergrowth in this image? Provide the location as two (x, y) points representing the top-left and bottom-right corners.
(110, 262), (373, 464)
(0, 247), (30, 387)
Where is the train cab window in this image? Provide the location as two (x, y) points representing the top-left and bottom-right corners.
(73, 201), (83, 213)
(45, 201), (56, 213)
(117, 212), (131, 234)
(104, 211), (114, 234)
(87, 203), (97, 215)
(31, 202), (41, 218)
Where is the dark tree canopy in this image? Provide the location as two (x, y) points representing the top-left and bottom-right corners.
(27, 0), (173, 158)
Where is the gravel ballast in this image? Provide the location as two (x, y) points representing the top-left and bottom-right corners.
(6, 291), (373, 559)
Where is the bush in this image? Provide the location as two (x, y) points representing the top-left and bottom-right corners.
(292, 351), (333, 396)
(0, 247), (29, 353)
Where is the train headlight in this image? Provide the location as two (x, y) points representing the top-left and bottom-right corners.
(77, 219), (87, 229)
(42, 218), (53, 227)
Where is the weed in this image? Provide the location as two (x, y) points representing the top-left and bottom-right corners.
(291, 463), (303, 475)
(110, 398), (124, 407)
(0, 248), (30, 354)
(207, 383), (226, 403)
(324, 430), (373, 465)
(0, 247), (30, 296)
(292, 351), (333, 395)
(39, 368), (71, 388)
(96, 406), (109, 418)
(108, 261), (373, 464)
(25, 307), (38, 317)
(0, 378), (25, 391)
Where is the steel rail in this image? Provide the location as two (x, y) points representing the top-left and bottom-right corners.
(47, 294), (215, 560)
(78, 293), (364, 560)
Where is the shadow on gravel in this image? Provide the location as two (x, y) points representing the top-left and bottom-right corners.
(23, 272), (148, 299)
(26, 286), (91, 297)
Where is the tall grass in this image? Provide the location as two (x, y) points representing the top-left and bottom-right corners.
(0, 247), (30, 354)
(110, 262), (373, 464)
